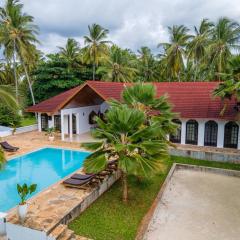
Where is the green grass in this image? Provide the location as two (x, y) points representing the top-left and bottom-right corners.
(69, 156), (240, 240)
(20, 117), (36, 127)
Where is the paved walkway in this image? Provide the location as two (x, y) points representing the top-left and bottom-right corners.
(144, 168), (240, 240)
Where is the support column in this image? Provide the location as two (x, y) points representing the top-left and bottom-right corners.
(181, 119), (187, 144)
(198, 120), (205, 146)
(69, 113), (73, 141)
(76, 113), (80, 134)
(217, 121), (224, 148)
(238, 123), (240, 149)
(38, 113), (41, 132)
(61, 112), (65, 141)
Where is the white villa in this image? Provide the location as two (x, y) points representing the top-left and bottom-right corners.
(26, 81), (240, 149)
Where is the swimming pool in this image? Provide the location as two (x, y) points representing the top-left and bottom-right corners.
(0, 147), (89, 212)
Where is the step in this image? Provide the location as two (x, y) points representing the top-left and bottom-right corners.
(48, 224), (68, 240)
(58, 229), (75, 240)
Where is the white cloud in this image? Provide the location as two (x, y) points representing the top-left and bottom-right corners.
(20, 0), (240, 54)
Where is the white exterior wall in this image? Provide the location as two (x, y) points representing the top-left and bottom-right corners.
(37, 113), (41, 132)
(61, 105), (102, 140)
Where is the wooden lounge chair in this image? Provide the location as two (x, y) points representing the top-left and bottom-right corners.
(0, 141), (19, 152)
(63, 177), (98, 189)
(71, 173), (95, 180)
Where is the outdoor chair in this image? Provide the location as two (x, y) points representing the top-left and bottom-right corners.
(0, 141), (19, 152)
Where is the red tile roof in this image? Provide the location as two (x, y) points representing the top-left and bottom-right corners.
(26, 81), (238, 120)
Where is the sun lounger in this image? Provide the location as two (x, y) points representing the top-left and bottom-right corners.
(63, 177), (98, 189)
(0, 141), (19, 152)
(71, 173), (95, 180)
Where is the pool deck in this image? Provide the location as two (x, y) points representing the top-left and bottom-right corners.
(3, 131), (93, 160)
(143, 165), (240, 240)
(2, 131), (120, 239)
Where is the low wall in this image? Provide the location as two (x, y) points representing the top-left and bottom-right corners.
(170, 147), (240, 163)
(0, 124), (38, 138)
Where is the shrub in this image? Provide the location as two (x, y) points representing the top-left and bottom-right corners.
(0, 104), (21, 127)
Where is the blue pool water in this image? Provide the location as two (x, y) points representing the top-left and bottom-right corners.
(0, 147), (89, 212)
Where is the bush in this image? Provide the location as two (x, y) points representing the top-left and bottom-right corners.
(0, 104), (21, 127)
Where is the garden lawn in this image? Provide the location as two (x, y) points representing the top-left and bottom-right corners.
(20, 117), (36, 127)
(69, 156), (240, 240)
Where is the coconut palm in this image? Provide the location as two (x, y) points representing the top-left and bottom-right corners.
(187, 19), (213, 81)
(137, 46), (159, 82)
(97, 45), (137, 82)
(58, 38), (81, 69)
(158, 25), (192, 81)
(83, 23), (111, 80)
(82, 104), (168, 202)
(213, 55), (240, 115)
(0, 0), (39, 105)
(0, 85), (18, 109)
(208, 17), (240, 80)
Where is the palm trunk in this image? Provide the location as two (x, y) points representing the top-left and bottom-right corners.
(93, 64), (96, 81)
(13, 39), (18, 104)
(122, 171), (128, 202)
(21, 60), (35, 105)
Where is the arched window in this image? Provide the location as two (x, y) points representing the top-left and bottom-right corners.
(186, 120), (198, 145)
(169, 119), (182, 143)
(224, 122), (239, 148)
(204, 121), (218, 147)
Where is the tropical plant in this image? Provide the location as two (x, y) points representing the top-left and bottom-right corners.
(0, 85), (18, 109)
(111, 83), (177, 138)
(137, 46), (159, 82)
(0, 0), (39, 105)
(97, 45), (137, 82)
(0, 102), (21, 126)
(0, 146), (6, 168)
(17, 183), (37, 205)
(158, 25), (192, 81)
(187, 19), (213, 81)
(58, 38), (81, 69)
(83, 23), (111, 80)
(46, 127), (55, 137)
(208, 17), (240, 80)
(82, 105), (169, 202)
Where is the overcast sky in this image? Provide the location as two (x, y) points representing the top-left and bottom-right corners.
(19, 0), (240, 54)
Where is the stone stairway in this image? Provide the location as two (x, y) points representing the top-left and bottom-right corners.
(48, 224), (91, 240)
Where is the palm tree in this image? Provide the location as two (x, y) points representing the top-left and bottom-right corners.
(158, 25), (192, 81)
(213, 55), (240, 115)
(113, 83), (177, 138)
(0, 0), (39, 105)
(83, 23), (111, 80)
(209, 17), (240, 80)
(58, 38), (81, 69)
(137, 47), (159, 82)
(187, 19), (213, 81)
(82, 104), (168, 202)
(0, 85), (18, 109)
(97, 45), (137, 82)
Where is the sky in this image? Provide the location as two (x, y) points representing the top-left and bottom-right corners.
(12, 0), (240, 54)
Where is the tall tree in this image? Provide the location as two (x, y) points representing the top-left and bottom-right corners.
(187, 19), (213, 81)
(58, 38), (81, 69)
(0, 0), (39, 105)
(97, 45), (137, 82)
(0, 85), (18, 109)
(83, 23), (111, 80)
(158, 25), (192, 81)
(137, 47), (159, 82)
(209, 17), (240, 80)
